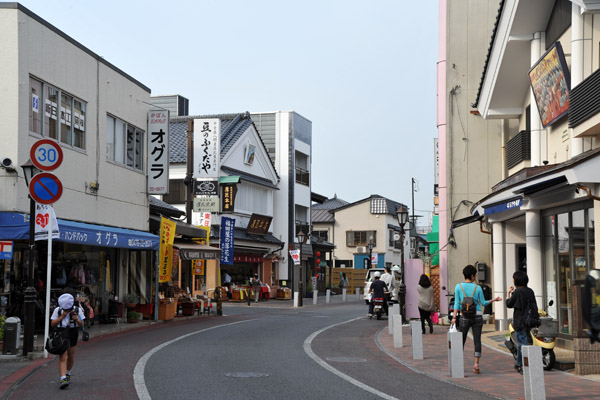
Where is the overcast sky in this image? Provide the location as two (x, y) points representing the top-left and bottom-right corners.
(18, 0), (439, 226)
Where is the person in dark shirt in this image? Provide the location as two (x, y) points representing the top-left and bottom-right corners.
(506, 270), (536, 375)
(368, 272), (389, 317)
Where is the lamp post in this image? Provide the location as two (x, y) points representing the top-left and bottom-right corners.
(397, 207), (409, 324)
(296, 230), (308, 307)
(21, 159), (40, 356)
(367, 240), (374, 269)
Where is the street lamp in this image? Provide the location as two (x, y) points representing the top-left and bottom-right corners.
(20, 159), (40, 356)
(296, 230), (308, 307)
(397, 207), (409, 324)
(367, 240), (374, 269)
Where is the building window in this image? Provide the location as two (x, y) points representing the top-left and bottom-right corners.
(30, 77), (86, 149)
(295, 151), (310, 186)
(388, 229), (402, 249)
(106, 114), (144, 171)
(313, 230), (329, 242)
(346, 230), (376, 247)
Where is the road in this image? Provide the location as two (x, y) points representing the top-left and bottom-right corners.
(5, 302), (495, 399)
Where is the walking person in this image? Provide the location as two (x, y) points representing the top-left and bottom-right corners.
(417, 274), (435, 334)
(50, 292), (85, 389)
(251, 274), (262, 303)
(506, 270), (536, 375)
(451, 264), (502, 374)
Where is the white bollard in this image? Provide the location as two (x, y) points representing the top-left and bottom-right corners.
(342, 288), (347, 302)
(294, 292), (299, 308)
(326, 289), (331, 304)
(447, 330), (464, 378)
(393, 314), (403, 348)
(355, 288), (360, 299)
(522, 346), (546, 400)
(411, 321), (424, 360)
(388, 304), (394, 334)
(313, 290), (317, 305)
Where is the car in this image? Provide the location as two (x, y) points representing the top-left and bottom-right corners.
(363, 268), (386, 304)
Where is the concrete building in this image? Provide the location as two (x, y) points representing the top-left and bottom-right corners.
(250, 111), (312, 295)
(436, 0), (504, 316)
(469, 0), (600, 373)
(0, 3), (159, 319)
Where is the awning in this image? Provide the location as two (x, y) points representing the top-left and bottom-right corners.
(219, 176), (240, 184)
(174, 240), (221, 260)
(0, 212), (159, 250)
(451, 214), (483, 229)
(149, 214), (207, 239)
(483, 197), (522, 216)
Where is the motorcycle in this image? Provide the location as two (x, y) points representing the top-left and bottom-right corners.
(505, 300), (558, 370)
(371, 297), (385, 320)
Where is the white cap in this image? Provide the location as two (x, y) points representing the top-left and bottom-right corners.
(374, 272), (381, 278)
(58, 293), (74, 309)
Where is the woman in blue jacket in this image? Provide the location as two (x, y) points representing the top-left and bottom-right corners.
(451, 264), (501, 374)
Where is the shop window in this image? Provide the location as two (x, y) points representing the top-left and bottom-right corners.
(106, 114), (144, 171)
(556, 212), (572, 335)
(32, 77), (86, 149)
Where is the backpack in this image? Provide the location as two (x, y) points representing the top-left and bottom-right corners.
(459, 283), (478, 318)
(521, 296), (541, 328)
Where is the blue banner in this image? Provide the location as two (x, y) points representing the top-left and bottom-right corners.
(220, 216), (235, 265)
(484, 198), (522, 215)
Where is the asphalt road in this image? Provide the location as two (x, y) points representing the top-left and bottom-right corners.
(5, 302), (495, 399)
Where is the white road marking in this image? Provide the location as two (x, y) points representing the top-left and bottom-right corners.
(303, 317), (400, 400)
(134, 319), (255, 400)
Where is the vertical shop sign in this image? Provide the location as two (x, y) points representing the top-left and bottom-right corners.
(220, 216), (235, 265)
(0, 241), (13, 260)
(159, 217), (177, 282)
(148, 110), (170, 194)
(193, 260), (204, 275)
(222, 184), (237, 212)
(34, 204), (60, 241)
(193, 118), (220, 179)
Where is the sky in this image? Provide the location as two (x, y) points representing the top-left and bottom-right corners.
(18, 0), (439, 227)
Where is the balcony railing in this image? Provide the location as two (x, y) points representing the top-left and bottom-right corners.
(569, 67), (600, 129)
(295, 166), (309, 186)
(505, 130), (531, 169)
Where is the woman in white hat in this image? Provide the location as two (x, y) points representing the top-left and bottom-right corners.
(50, 292), (85, 389)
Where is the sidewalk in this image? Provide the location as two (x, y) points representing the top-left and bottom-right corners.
(377, 322), (600, 400)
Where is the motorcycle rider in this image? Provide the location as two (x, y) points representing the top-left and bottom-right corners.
(368, 272), (389, 318)
(506, 270), (536, 375)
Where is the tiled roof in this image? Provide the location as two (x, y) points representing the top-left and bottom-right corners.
(331, 194), (407, 215)
(312, 196), (349, 210)
(149, 196), (185, 218)
(312, 208), (334, 223)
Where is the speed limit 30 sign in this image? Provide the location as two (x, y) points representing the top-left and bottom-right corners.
(30, 139), (63, 171)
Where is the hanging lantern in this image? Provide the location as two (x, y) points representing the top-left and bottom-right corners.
(316, 258), (321, 265)
(316, 251), (321, 257)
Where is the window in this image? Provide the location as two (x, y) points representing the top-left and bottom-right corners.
(235, 184), (271, 215)
(30, 77), (86, 149)
(313, 230), (329, 242)
(106, 114), (144, 171)
(346, 230), (376, 247)
(295, 151), (310, 186)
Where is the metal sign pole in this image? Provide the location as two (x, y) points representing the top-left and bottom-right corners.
(43, 213), (53, 358)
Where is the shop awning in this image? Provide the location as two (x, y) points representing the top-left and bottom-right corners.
(174, 240), (221, 260)
(451, 214), (483, 229)
(0, 212), (159, 250)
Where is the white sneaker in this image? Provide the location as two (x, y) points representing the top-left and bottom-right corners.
(367, 313), (373, 319)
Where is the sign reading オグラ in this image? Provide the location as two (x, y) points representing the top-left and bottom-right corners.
(147, 110), (170, 194)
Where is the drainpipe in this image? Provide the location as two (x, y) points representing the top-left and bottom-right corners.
(576, 185), (600, 201)
(530, 32), (544, 166)
(570, 3), (584, 157)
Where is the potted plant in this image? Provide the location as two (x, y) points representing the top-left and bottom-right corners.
(122, 293), (139, 310)
(127, 310), (139, 323)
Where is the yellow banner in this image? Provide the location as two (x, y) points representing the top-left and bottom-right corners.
(193, 259), (204, 275)
(159, 217), (177, 282)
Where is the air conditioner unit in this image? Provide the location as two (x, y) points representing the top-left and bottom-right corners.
(356, 246), (367, 254)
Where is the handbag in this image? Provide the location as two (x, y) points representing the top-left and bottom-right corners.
(45, 328), (70, 355)
(431, 311), (439, 324)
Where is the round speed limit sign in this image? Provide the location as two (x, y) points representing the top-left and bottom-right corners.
(30, 139), (63, 171)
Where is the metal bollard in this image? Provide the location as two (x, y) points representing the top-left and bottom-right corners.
(447, 330), (464, 378)
(388, 304), (394, 334)
(355, 288), (360, 299)
(411, 321), (423, 360)
(313, 290), (317, 305)
(326, 289), (331, 304)
(393, 314), (403, 348)
(522, 346), (546, 400)
(342, 288), (347, 302)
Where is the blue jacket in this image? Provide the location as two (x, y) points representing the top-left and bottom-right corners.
(454, 282), (490, 315)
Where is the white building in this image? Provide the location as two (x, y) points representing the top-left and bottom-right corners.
(0, 3), (159, 317)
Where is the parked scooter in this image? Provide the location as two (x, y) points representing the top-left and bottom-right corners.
(505, 300), (558, 370)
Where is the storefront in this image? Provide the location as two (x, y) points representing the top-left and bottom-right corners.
(0, 212), (159, 325)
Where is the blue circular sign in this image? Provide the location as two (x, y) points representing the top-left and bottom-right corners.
(29, 172), (63, 204)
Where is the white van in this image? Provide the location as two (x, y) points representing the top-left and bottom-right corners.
(363, 266), (402, 304)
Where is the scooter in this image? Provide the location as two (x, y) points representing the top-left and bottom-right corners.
(505, 300), (558, 370)
(372, 297), (385, 320)
(442, 286), (460, 327)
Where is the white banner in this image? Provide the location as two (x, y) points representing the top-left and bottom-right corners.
(34, 203), (59, 241)
(193, 118), (220, 179)
(289, 250), (300, 265)
(148, 110), (170, 194)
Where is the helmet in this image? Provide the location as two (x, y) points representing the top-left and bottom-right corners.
(391, 265), (401, 272)
(374, 272), (381, 278)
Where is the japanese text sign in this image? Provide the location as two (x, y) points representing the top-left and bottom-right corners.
(159, 217), (177, 282)
(0, 241), (13, 260)
(220, 216), (235, 265)
(193, 118), (220, 180)
(289, 250), (300, 266)
(148, 110), (170, 194)
(222, 184), (237, 213)
(246, 213), (272, 235)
